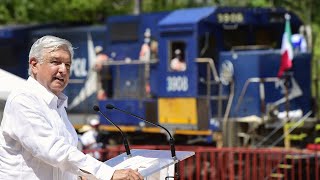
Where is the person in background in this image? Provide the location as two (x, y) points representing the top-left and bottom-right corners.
(139, 28), (153, 95)
(139, 28), (151, 62)
(0, 35), (143, 180)
(95, 46), (109, 71)
(291, 33), (307, 53)
(95, 46), (113, 99)
(150, 38), (158, 60)
(79, 119), (103, 160)
(170, 49), (186, 72)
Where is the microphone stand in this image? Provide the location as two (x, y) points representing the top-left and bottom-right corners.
(105, 104), (179, 179)
(93, 105), (132, 157)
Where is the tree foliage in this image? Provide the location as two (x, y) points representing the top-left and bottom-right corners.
(0, 0), (133, 24)
(0, 0), (318, 27)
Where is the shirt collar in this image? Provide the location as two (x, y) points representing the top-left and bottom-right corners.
(27, 77), (68, 108)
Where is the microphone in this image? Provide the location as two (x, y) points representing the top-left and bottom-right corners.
(93, 105), (132, 157)
(105, 104), (177, 160)
(106, 104), (181, 179)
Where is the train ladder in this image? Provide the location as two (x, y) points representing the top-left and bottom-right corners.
(270, 111), (312, 147)
(255, 111), (312, 148)
(267, 111), (312, 179)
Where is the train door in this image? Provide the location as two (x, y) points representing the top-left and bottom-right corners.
(156, 7), (217, 131)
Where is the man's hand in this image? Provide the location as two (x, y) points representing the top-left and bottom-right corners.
(111, 169), (143, 180)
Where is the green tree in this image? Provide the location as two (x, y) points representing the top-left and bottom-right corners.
(0, 0), (134, 24)
(0, 4), (11, 24)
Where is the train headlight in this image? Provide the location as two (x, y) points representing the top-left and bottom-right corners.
(220, 60), (234, 85)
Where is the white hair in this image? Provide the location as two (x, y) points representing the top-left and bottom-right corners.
(28, 35), (74, 75)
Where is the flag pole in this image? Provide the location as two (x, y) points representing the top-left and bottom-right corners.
(283, 13), (292, 149)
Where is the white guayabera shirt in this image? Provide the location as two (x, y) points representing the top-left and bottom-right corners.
(0, 77), (114, 180)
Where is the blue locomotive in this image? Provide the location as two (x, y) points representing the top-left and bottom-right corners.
(0, 6), (314, 147)
(95, 6), (313, 146)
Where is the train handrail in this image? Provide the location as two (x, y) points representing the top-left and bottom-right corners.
(195, 58), (220, 82)
(101, 58), (158, 98)
(235, 77), (279, 115)
(231, 45), (273, 51)
(270, 110), (312, 147)
(102, 59), (159, 66)
(235, 76), (313, 148)
(195, 58), (235, 147)
(195, 58), (228, 118)
(255, 110), (312, 148)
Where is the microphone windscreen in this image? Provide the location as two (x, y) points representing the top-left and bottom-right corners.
(93, 105), (100, 112)
(106, 104), (115, 109)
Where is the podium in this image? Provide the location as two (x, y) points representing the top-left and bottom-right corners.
(104, 149), (195, 179)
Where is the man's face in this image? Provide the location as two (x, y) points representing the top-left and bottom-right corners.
(30, 47), (72, 96)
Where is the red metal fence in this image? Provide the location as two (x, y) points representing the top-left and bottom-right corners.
(83, 145), (320, 180)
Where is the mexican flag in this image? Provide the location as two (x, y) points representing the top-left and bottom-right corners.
(277, 14), (294, 77)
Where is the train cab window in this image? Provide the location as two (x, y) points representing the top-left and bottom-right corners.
(254, 28), (281, 49)
(222, 26), (248, 50)
(169, 41), (186, 72)
(109, 22), (139, 42)
(198, 32), (216, 58)
(0, 45), (18, 67)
